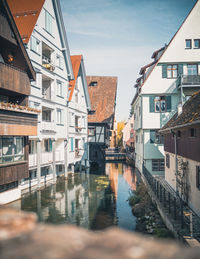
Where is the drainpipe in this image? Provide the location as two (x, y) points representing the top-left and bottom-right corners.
(171, 130), (178, 194)
(37, 139), (41, 190)
(52, 139), (56, 183)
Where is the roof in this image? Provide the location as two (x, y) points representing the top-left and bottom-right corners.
(160, 91), (200, 133)
(1, 0), (36, 80)
(7, 0), (45, 44)
(68, 55), (82, 102)
(87, 76), (117, 123)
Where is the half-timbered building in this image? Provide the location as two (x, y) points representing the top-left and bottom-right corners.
(0, 0), (38, 203)
(87, 76), (117, 171)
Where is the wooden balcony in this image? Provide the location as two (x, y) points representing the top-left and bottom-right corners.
(0, 108), (38, 136)
(0, 62), (30, 95)
(0, 12), (17, 45)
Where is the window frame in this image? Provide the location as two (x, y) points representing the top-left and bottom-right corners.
(57, 80), (63, 97)
(152, 159), (165, 171)
(190, 128), (197, 137)
(185, 39), (192, 49)
(56, 108), (63, 125)
(167, 65), (178, 78)
(187, 64), (198, 75)
(30, 36), (40, 54)
(45, 10), (53, 35)
(154, 96), (166, 113)
(194, 39), (200, 49)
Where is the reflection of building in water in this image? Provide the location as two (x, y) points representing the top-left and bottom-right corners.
(123, 165), (137, 191)
(106, 163), (119, 200)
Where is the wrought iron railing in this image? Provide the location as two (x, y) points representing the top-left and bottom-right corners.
(142, 164), (200, 241)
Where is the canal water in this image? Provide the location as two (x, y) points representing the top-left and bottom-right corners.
(10, 163), (137, 231)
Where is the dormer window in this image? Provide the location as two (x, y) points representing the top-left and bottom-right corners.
(89, 81), (97, 86)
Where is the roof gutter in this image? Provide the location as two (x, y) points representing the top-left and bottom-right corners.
(159, 120), (200, 134)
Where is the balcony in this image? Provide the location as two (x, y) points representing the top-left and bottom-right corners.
(75, 126), (82, 133)
(41, 121), (56, 133)
(0, 62), (30, 95)
(0, 104), (38, 136)
(178, 75), (200, 87)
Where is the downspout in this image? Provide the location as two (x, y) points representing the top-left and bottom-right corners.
(172, 130), (178, 193)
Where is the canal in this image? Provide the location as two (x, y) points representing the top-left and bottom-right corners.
(10, 163), (137, 231)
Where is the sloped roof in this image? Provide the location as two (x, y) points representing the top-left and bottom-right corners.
(7, 0), (45, 44)
(1, 0), (35, 80)
(87, 76), (117, 123)
(68, 55), (82, 102)
(160, 91), (200, 133)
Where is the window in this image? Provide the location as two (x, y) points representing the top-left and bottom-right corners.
(194, 39), (200, 49)
(70, 138), (74, 152)
(30, 36), (40, 53)
(0, 181), (18, 193)
(44, 139), (52, 152)
(130, 132), (134, 138)
(45, 10), (53, 35)
(150, 96), (171, 113)
(82, 116), (86, 128)
(57, 81), (63, 97)
(150, 130), (164, 144)
(187, 64), (198, 75)
(155, 96), (166, 112)
(177, 131), (181, 138)
(131, 123), (134, 128)
(89, 81), (97, 86)
(152, 159), (164, 171)
(29, 170), (37, 180)
(69, 112), (74, 126)
(42, 109), (51, 122)
(82, 138), (85, 149)
(29, 140), (36, 154)
(88, 127), (95, 136)
(41, 166), (50, 177)
(166, 154), (170, 168)
(196, 166), (200, 190)
(167, 65), (178, 78)
(56, 55), (63, 69)
(0, 137), (24, 164)
(190, 128), (197, 137)
(185, 39), (191, 49)
(57, 109), (63, 124)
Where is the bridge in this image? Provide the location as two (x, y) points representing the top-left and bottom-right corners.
(105, 150), (131, 162)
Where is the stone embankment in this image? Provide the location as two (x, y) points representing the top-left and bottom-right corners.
(0, 206), (200, 259)
(129, 183), (174, 238)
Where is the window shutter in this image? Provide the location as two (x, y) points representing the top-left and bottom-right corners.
(196, 166), (200, 189)
(149, 96), (155, 112)
(71, 138), (74, 151)
(150, 130), (155, 143)
(178, 64), (183, 76)
(166, 96), (171, 112)
(162, 64), (167, 78)
(49, 139), (52, 152)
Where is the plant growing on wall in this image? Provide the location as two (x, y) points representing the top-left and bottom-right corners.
(177, 158), (189, 203)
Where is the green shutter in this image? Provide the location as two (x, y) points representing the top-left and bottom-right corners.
(71, 138), (74, 151)
(49, 139), (52, 152)
(149, 96), (155, 112)
(178, 64), (183, 76)
(150, 130), (155, 143)
(162, 64), (167, 78)
(166, 96), (171, 112)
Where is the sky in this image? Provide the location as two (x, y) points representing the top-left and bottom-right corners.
(60, 0), (197, 122)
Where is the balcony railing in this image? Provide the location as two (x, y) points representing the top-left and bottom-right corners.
(178, 75), (200, 87)
(0, 62), (30, 95)
(75, 126), (82, 133)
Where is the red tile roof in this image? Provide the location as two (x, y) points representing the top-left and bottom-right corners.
(68, 55), (82, 102)
(87, 76), (117, 123)
(7, 0), (45, 44)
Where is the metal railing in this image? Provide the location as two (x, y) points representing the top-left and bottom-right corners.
(142, 164), (200, 241)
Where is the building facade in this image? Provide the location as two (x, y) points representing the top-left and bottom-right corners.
(160, 91), (200, 217)
(8, 0), (74, 191)
(67, 55), (91, 171)
(87, 76), (117, 171)
(132, 0), (200, 176)
(122, 115), (135, 152)
(0, 0), (38, 203)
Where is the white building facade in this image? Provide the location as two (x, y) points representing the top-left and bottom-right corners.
(9, 0), (74, 192)
(67, 55), (91, 171)
(132, 0), (200, 176)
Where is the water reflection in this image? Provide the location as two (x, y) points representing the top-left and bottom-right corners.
(10, 163), (137, 231)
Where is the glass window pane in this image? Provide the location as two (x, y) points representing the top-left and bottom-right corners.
(160, 100), (166, 112)
(155, 101), (160, 112)
(3, 137), (13, 156)
(15, 137), (23, 155)
(186, 40), (191, 48)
